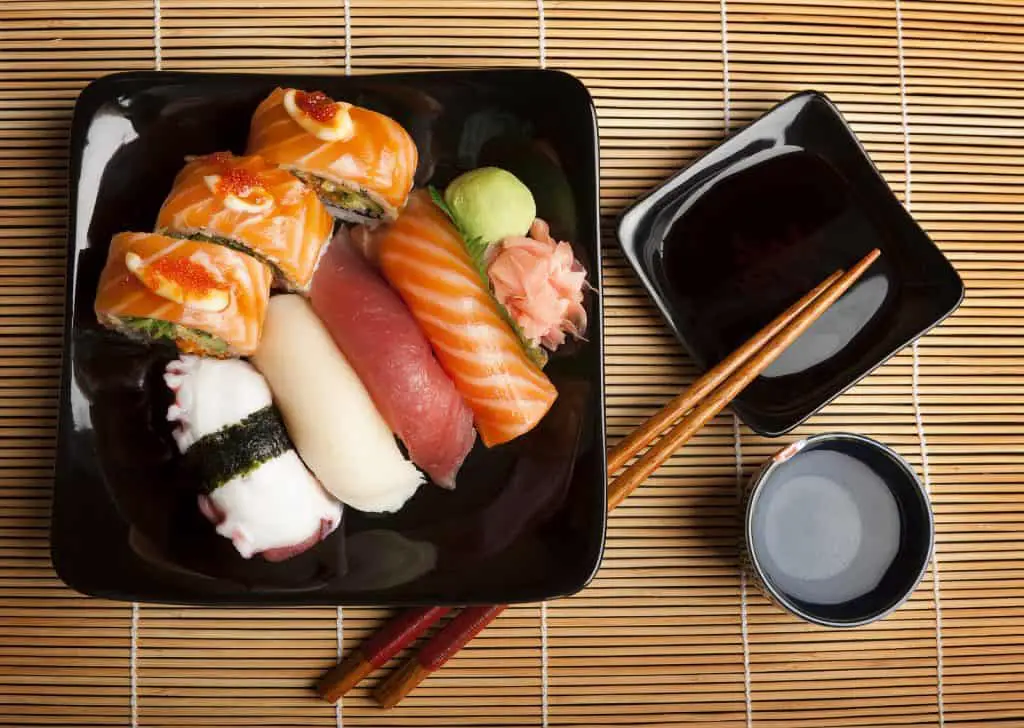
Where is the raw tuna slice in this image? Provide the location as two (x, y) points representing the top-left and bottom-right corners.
(310, 231), (476, 487)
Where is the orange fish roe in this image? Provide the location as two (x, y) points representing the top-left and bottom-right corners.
(144, 256), (224, 296)
(204, 151), (233, 166)
(295, 90), (340, 123)
(215, 167), (267, 199)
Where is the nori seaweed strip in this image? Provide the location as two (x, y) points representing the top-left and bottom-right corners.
(158, 230), (288, 284)
(186, 406), (292, 492)
(113, 315), (230, 356)
(290, 170), (387, 219)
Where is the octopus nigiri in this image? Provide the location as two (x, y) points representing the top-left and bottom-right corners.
(247, 88), (417, 222)
(156, 152), (334, 291)
(94, 232), (272, 357)
(377, 190), (558, 447)
(165, 356), (342, 562)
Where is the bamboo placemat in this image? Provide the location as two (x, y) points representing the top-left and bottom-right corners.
(2, 1), (1023, 725)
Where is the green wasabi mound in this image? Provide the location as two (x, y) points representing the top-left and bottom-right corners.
(444, 167), (536, 245)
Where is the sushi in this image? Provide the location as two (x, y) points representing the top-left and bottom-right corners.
(155, 152), (334, 291)
(251, 294), (424, 512)
(442, 167), (589, 352)
(94, 232), (273, 357)
(164, 356), (342, 562)
(377, 190), (558, 447)
(310, 231), (476, 488)
(247, 88), (417, 222)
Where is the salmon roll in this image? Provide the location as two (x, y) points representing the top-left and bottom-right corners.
(247, 88), (418, 222)
(156, 152), (333, 291)
(94, 232), (273, 357)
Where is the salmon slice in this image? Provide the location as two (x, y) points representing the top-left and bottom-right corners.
(247, 88), (417, 220)
(155, 152), (333, 291)
(94, 232), (273, 357)
(377, 191), (558, 447)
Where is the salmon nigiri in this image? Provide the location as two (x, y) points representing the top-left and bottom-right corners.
(156, 152), (333, 291)
(94, 232), (272, 357)
(247, 88), (418, 222)
(377, 191), (557, 447)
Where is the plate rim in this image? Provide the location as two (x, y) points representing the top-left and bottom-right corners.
(614, 89), (965, 437)
(52, 67), (608, 606)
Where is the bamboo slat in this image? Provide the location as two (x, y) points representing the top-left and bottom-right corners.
(0, 0), (1022, 725)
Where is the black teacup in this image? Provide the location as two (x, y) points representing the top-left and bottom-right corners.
(743, 432), (933, 627)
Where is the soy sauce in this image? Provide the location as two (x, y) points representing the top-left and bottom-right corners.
(659, 150), (891, 409)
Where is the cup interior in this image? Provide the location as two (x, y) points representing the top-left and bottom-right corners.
(746, 433), (933, 627)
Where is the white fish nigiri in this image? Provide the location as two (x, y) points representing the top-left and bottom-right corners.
(251, 295), (424, 512)
(165, 356), (342, 561)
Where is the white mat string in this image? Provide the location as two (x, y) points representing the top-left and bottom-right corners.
(343, 0), (352, 75)
(536, 5), (549, 725)
(721, 1), (749, 720)
(152, 0), (162, 71)
(732, 415), (753, 728)
(720, 0), (731, 127)
(536, 0), (547, 69)
(335, 607), (344, 728)
(337, 3), (350, 724)
(540, 602), (550, 727)
(895, 1), (946, 723)
(130, 602), (139, 728)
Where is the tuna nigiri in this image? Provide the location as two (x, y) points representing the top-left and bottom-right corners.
(156, 152), (334, 291)
(94, 232), (272, 357)
(247, 88), (417, 222)
(377, 190), (558, 447)
(310, 231), (476, 487)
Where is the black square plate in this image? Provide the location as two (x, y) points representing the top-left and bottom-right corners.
(616, 91), (964, 436)
(53, 70), (606, 605)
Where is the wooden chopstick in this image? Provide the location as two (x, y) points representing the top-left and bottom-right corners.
(608, 248), (880, 508)
(320, 249), (881, 708)
(605, 268), (845, 475)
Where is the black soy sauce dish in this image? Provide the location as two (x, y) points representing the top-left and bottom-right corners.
(616, 91), (964, 436)
(52, 70), (606, 606)
(742, 433), (933, 628)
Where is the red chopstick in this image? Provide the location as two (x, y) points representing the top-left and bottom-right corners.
(317, 606), (450, 702)
(373, 605), (507, 708)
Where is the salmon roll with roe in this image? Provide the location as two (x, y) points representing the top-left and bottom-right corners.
(247, 88), (417, 223)
(94, 232), (272, 357)
(156, 152), (333, 291)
